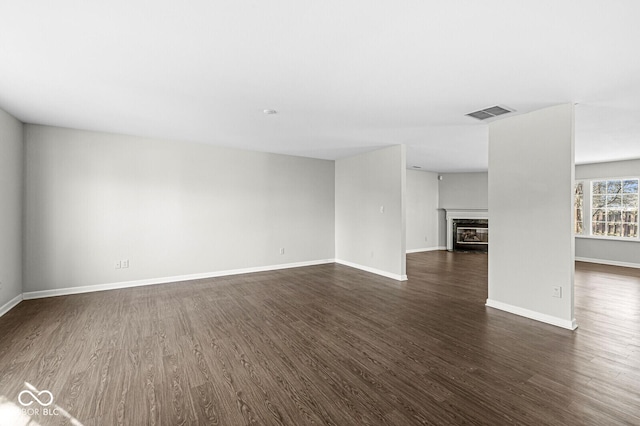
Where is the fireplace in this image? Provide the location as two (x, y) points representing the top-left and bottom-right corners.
(444, 209), (489, 252)
(453, 219), (488, 252)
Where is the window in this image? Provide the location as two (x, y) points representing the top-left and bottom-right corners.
(574, 182), (584, 235)
(591, 179), (639, 238)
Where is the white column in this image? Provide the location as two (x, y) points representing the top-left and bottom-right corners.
(487, 104), (576, 330)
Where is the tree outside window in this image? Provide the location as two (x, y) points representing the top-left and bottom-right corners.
(591, 179), (639, 238)
(574, 182), (584, 235)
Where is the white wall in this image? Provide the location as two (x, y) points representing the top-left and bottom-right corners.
(406, 169), (440, 251)
(577, 158), (640, 178)
(575, 158), (640, 266)
(24, 125), (335, 293)
(437, 171), (488, 246)
(0, 109), (23, 313)
(488, 104), (576, 329)
(438, 172), (489, 210)
(335, 145), (407, 280)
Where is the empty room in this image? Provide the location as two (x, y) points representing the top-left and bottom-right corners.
(1, 1), (640, 425)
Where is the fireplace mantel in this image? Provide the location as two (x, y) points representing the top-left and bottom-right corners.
(444, 209), (489, 251)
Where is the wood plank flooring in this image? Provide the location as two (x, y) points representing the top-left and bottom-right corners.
(1, 252), (639, 425)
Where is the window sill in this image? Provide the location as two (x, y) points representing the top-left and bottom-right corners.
(575, 234), (640, 243)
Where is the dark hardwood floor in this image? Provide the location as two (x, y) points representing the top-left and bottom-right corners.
(1, 252), (639, 425)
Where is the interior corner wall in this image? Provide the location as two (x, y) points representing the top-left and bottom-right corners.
(488, 104), (576, 329)
(575, 159), (640, 266)
(335, 145), (407, 280)
(23, 124), (335, 294)
(406, 169), (440, 251)
(0, 109), (23, 312)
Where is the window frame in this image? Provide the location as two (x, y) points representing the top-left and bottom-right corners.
(574, 176), (640, 242)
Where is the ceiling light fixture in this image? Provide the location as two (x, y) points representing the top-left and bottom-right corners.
(263, 109), (278, 115)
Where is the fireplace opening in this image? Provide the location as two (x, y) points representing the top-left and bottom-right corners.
(452, 219), (488, 252)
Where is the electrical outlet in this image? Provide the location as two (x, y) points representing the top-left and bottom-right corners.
(380, 205), (385, 214)
(552, 286), (562, 298)
(122, 259), (129, 268)
(115, 261), (122, 269)
(279, 248), (285, 255)
(425, 236), (428, 242)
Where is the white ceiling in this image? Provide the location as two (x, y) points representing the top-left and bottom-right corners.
(2, 1), (640, 172)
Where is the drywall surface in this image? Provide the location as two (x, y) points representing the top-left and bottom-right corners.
(575, 158), (640, 266)
(488, 104), (575, 329)
(438, 172), (488, 210)
(335, 145), (406, 279)
(576, 158), (640, 179)
(406, 169), (440, 251)
(438, 171), (488, 246)
(24, 125), (335, 292)
(0, 109), (23, 309)
(575, 237), (640, 266)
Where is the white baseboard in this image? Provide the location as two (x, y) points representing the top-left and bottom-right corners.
(22, 259), (335, 300)
(406, 246), (446, 254)
(0, 294), (23, 318)
(575, 257), (640, 269)
(485, 299), (577, 330)
(21, 257), (411, 301)
(334, 259), (407, 281)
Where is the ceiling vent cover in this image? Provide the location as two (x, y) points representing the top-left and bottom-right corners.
(466, 105), (514, 121)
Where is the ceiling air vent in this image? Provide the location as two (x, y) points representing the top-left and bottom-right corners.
(466, 105), (514, 121)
